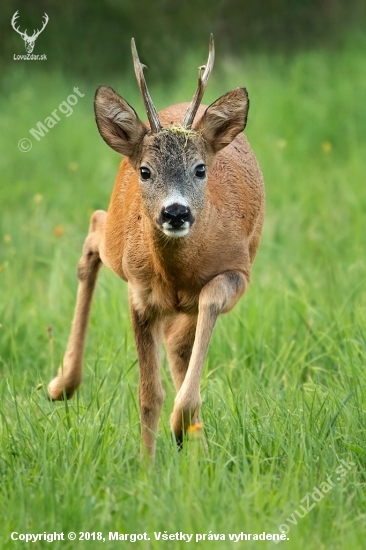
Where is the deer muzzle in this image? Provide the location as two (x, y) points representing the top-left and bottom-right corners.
(158, 203), (195, 238)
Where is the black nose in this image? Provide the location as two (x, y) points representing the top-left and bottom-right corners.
(161, 203), (192, 228)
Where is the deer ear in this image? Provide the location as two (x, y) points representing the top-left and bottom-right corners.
(195, 87), (249, 153)
(94, 86), (147, 161)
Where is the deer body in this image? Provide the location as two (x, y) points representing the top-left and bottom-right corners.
(48, 38), (265, 457)
(103, 104), (263, 306)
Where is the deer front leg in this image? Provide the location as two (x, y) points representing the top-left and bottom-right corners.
(164, 314), (197, 392)
(170, 270), (248, 442)
(129, 293), (164, 458)
(48, 210), (107, 400)
(164, 314), (201, 447)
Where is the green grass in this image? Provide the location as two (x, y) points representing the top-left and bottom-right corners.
(1, 37), (366, 549)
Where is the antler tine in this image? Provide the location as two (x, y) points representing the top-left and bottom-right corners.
(11, 10), (19, 28)
(11, 11), (26, 38)
(182, 34), (215, 129)
(40, 13), (49, 30)
(11, 10), (17, 24)
(131, 38), (162, 134)
(34, 13), (49, 39)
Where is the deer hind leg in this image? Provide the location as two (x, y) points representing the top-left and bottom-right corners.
(170, 271), (248, 442)
(129, 296), (164, 458)
(48, 210), (107, 400)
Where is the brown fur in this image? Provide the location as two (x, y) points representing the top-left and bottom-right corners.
(48, 93), (265, 458)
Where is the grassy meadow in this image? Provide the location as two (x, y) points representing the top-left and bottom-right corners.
(0, 35), (366, 549)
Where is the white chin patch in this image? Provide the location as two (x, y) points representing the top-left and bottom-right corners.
(162, 226), (190, 238)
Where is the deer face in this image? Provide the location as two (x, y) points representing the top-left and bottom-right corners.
(137, 130), (209, 237)
(94, 85), (248, 238)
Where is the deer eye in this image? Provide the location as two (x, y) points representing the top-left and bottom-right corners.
(140, 167), (151, 181)
(195, 164), (206, 179)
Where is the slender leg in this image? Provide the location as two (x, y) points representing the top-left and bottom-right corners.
(129, 293), (164, 458)
(164, 314), (197, 392)
(48, 210), (107, 400)
(164, 314), (201, 447)
(170, 270), (248, 440)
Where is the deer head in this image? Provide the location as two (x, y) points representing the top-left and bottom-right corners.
(11, 11), (49, 54)
(94, 36), (249, 239)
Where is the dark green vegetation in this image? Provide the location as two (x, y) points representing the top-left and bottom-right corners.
(2, 0), (365, 80)
(1, 26), (366, 550)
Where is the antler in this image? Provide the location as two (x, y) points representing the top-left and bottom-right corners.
(33, 13), (49, 39)
(11, 11), (27, 39)
(182, 34), (215, 128)
(131, 38), (162, 134)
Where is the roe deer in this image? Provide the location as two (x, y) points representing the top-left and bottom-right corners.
(48, 35), (265, 457)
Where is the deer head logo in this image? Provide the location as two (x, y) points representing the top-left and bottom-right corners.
(11, 11), (49, 54)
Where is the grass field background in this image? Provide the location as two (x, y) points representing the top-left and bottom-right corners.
(0, 33), (366, 548)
